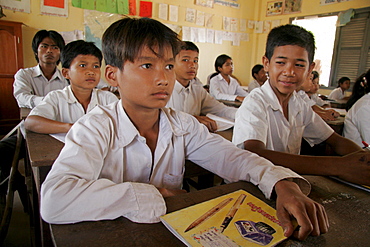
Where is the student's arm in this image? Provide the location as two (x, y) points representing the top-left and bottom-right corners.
(193, 115), (217, 132)
(13, 69), (44, 108)
(312, 105), (339, 121)
(244, 138), (370, 186)
(25, 115), (72, 134)
(199, 88), (237, 120)
(274, 180), (328, 240)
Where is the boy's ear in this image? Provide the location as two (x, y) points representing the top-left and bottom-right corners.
(262, 56), (270, 72)
(105, 65), (119, 87)
(62, 68), (70, 79)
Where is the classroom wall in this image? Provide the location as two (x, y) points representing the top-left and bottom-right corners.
(2, 0), (369, 87)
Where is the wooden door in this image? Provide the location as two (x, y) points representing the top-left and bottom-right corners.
(0, 20), (23, 134)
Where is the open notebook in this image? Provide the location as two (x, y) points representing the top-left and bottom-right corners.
(50, 133), (66, 143)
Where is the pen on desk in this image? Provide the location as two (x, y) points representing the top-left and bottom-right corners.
(220, 194), (246, 233)
(362, 141), (370, 150)
(184, 198), (233, 232)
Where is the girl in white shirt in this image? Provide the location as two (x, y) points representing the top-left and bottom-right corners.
(209, 54), (248, 102)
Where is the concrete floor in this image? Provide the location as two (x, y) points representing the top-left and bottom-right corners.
(3, 192), (32, 247)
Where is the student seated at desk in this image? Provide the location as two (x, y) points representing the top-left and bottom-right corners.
(328, 77), (351, 100)
(307, 71), (330, 108)
(13, 30), (69, 109)
(166, 41), (236, 132)
(233, 24), (370, 188)
(248, 64), (268, 92)
(345, 70), (369, 111)
(24, 40), (118, 134)
(209, 54), (248, 102)
(41, 17), (328, 241)
(296, 72), (339, 121)
(343, 69), (370, 147)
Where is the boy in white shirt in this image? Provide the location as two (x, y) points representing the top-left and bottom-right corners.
(328, 77), (351, 100)
(41, 17), (328, 240)
(233, 24), (370, 187)
(13, 30), (69, 109)
(166, 41), (236, 132)
(24, 40), (118, 134)
(248, 64), (267, 92)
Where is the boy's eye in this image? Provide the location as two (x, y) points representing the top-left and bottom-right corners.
(94, 65), (100, 69)
(141, 64), (151, 69)
(166, 64), (174, 70)
(79, 64), (86, 67)
(52, 46), (60, 50)
(182, 59), (189, 62)
(296, 63), (305, 68)
(194, 60), (199, 63)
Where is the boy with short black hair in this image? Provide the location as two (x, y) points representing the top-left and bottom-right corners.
(166, 41), (237, 132)
(13, 30), (68, 109)
(41, 18), (328, 240)
(24, 40), (118, 134)
(248, 64), (267, 92)
(233, 24), (370, 187)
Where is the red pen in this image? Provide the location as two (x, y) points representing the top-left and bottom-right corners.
(362, 141), (370, 150)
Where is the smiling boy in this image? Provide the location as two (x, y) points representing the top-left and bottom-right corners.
(233, 24), (370, 187)
(41, 18), (329, 241)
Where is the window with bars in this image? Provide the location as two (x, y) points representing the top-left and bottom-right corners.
(330, 7), (370, 88)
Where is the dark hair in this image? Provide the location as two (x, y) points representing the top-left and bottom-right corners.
(312, 71), (320, 81)
(214, 54), (232, 73)
(102, 17), (181, 69)
(346, 69), (370, 111)
(337, 76), (350, 87)
(61, 40), (103, 69)
(251, 64), (264, 79)
(179, 41), (199, 53)
(265, 24), (315, 64)
(32, 30), (65, 64)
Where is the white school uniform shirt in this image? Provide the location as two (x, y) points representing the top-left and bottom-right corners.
(328, 87), (345, 100)
(166, 80), (237, 120)
(210, 74), (248, 101)
(40, 101), (309, 224)
(13, 65), (69, 108)
(343, 93), (370, 147)
(28, 85), (118, 123)
(233, 81), (334, 154)
(248, 79), (261, 92)
(297, 90), (316, 107)
(310, 93), (328, 107)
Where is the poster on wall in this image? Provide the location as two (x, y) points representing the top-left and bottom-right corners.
(283, 0), (302, 14)
(0, 0), (30, 13)
(41, 0), (68, 17)
(266, 1), (283, 16)
(320, 0), (351, 5)
(195, 0), (214, 8)
(214, 0), (240, 8)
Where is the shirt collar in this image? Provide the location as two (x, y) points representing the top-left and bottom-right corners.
(260, 80), (300, 115)
(65, 86), (99, 107)
(174, 80), (192, 93)
(32, 64), (63, 81)
(115, 102), (188, 148)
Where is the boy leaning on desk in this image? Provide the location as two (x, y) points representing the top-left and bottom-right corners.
(24, 40), (118, 134)
(40, 17), (328, 241)
(233, 24), (370, 188)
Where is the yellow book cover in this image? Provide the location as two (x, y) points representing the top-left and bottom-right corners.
(160, 189), (286, 247)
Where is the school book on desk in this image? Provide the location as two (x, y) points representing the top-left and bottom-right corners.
(160, 189), (287, 247)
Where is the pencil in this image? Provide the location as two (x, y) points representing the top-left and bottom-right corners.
(220, 194), (246, 233)
(184, 197), (233, 232)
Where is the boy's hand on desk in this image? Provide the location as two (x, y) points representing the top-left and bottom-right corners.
(274, 180), (329, 241)
(193, 115), (217, 132)
(157, 188), (187, 198)
(235, 96), (245, 102)
(338, 150), (370, 186)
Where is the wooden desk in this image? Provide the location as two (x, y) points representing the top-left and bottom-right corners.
(20, 107), (31, 119)
(218, 99), (242, 108)
(326, 116), (345, 135)
(329, 99), (347, 109)
(50, 176), (370, 247)
(25, 131), (64, 247)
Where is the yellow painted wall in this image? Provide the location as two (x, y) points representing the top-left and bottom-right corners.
(2, 0), (369, 87)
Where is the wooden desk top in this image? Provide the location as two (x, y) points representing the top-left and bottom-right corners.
(218, 99), (242, 108)
(329, 100), (347, 109)
(25, 130), (64, 168)
(50, 176), (370, 247)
